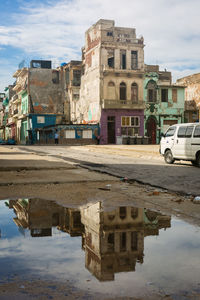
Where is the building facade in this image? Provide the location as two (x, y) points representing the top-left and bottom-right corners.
(176, 73), (200, 123)
(144, 65), (185, 144)
(60, 60), (82, 123)
(0, 86), (15, 141)
(10, 60), (65, 144)
(77, 19), (145, 144)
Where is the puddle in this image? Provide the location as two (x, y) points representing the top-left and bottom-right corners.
(0, 198), (200, 299)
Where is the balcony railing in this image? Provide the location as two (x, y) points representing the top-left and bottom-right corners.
(102, 99), (145, 110)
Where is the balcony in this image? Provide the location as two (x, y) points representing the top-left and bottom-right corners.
(7, 117), (15, 125)
(102, 99), (145, 110)
(11, 94), (20, 104)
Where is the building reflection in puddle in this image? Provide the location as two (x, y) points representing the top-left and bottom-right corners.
(8, 198), (171, 282)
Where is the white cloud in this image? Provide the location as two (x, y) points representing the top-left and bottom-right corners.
(0, 0), (200, 90)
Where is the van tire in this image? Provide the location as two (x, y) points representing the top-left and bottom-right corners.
(191, 160), (197, 166)
(164, 150), (175, 164)
(195, 153), (200, 167)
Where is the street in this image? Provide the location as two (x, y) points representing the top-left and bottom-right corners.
(17, 144), (200, 196)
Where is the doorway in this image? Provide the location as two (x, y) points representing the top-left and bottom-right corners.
(147, 117), (157, 144)
(107, 116), (115, 144)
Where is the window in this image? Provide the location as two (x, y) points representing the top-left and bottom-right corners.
(131, 232), (138, 251)
(108, 81), (115, 87)
(120, 82), (126, 100)
(119, 207), (126, 219)
(120, 50), (126, 69)
(73, 92), (79, 100)
(131, 83), (138, 102)
(65, 130), (75, 138)
(120, 232), (126, 252)
(32, 62), (41, 68)
(108, 81), (115, 99)
(147, 81), (157, 102)
(177, 127), (187, 138)
(121, 116), (140, 127)
(52, 71), (59, 84)
(165, 127), (176, 137)
(107, 233), (114, 252)
(107, 31), (113, 36)
(121, 116), (140, 136)
(107, 49), (114, 68)
(37, 116), (45, 124)
(172, 89), (177, 102)
(73, 211), (81, 227)
(161, 89), (168, 102)
(131, 208), (138, 219)
(193, 125), (200, 138)
(128, 127), (135, 136)
(131, 116), (140, 126)
(72, 70), (81, 86)
(82, 130), (92, 139)
(185, 126), (194, 138)
(121, 116), (130, 126)
(131, 51), (138, 69)
(65, 69), (70, 84)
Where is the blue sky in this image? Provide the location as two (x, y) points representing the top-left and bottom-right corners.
(0, 0), (200, 92)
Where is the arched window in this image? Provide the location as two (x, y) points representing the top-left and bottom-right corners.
(131, 83), (138, 102)
(108, 81), (115, 87)
(107, 81), (115, 99)
(131, 207), (138, 219)
(120, 82), (126, 100)
(146, 80), (157, 102)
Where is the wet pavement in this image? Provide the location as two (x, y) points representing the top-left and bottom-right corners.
(0, 198), (200, 300)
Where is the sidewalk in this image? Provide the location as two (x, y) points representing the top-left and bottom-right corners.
(69, 144), (162, 160)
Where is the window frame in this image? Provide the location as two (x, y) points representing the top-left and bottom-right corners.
(131, 50), (138, 70)
(121, 116), (140, 127)
(147, 80), (157, 103)
(120, 82), (126, 101)
(161, 88), (168, 102)
(131, 82), (138, 102)
(65, 129), (75, 139)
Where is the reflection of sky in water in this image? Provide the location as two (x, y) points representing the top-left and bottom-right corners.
(0, 200), (200, 298)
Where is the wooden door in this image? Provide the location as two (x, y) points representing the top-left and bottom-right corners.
(107, 116), (116, 144)
(147, 117), (157, 144)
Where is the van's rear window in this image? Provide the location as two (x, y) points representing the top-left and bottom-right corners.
(193, 126), (200, 138)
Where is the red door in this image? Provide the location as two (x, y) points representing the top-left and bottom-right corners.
(147, 117), (157, 144)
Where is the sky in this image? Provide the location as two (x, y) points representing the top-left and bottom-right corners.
(0, 0), (200, 92)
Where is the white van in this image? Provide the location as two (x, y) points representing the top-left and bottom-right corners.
(160, 123), (200, 166)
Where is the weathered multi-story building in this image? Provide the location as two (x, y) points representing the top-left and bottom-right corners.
(81, 202), (171, 281)
(77, 19), (145, 144)
(176, 73), (200, 123)
(59, 60), (82, 123)
(144, 65), (185, 144)
(0, 86), (15, 141)
(0, 92), (4, 108)
(11, 60), (66, 144)
(0, 92), (5, 137)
